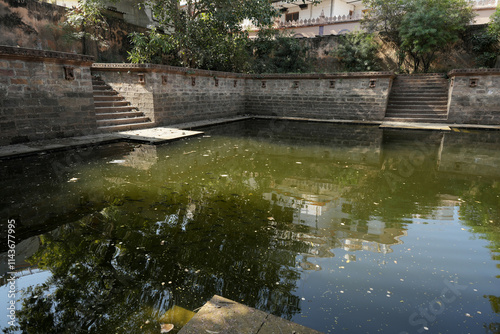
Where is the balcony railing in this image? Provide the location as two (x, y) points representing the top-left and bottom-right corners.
(242, 13), (362, 31)
(276, 13), (363, 28)
(242, 0), (497, 32)
(471, 0), (497, 7)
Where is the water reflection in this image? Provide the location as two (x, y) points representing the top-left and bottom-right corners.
(1, 120), (499, 333)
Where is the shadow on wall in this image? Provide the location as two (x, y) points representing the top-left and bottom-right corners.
(0, 0), (78, 52)
(0, 0), (145, 62)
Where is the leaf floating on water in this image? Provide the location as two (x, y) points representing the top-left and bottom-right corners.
(160, 323), (174, 333)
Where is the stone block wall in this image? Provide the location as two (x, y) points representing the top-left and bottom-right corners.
(91, 64), (247, 126)
(244, 73), (394, 121)
(447, 69), (500, 125)
(0, 46), (96, 145)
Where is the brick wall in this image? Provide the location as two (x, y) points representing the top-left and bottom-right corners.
(0, 46), (96, 145)
(447, 69), (500, 125)
(244, 73), (394, 121)
(91, 64), (247, 126)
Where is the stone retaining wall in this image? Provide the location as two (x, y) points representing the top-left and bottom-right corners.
(447, 69), (500, 125)
(91, 64), (247, 126)
(245, 73), (394, 121)
(0, 45), (96, 145)
(2, 45), (500, 146)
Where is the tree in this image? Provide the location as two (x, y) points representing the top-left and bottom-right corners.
(128, 0), (279, 72)
(333, 30), (381, 72)
(64, 0), (115, 55)
(362, 0), (475, 72)
(489, 6), (500, 39)
(249, 28), (311, 74)
(399, 0), (475, 72)
(361, 0), (408, 68)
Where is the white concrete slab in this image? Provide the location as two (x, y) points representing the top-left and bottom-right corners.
(117, 127), (204, 144)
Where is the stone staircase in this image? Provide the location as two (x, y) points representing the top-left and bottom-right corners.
(384, 74), (450, 123)
(92, 76), (153, 132)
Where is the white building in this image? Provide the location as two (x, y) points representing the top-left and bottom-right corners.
(244, 0), (499, 38)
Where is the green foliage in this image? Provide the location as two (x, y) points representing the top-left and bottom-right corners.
(468, 30), (499, 68)
(64, 0), (117, 53)
(399, 0), (474, 72)
(363, 0), (475, 72)
(489, 6), (500, 38)
(249, 29), (311, 73)
(333, 31), (381, 72)
(361, 0), (407, 66)
(128, 0), (279, 72)
(128, 28), (178, 65)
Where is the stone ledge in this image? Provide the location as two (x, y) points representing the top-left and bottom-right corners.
(91, 63), (245, 78)
(91, 63), (395, 80)
(448, 68), (500, 77)
(0, 45), (94, 64)
(249, 71), (395, 79)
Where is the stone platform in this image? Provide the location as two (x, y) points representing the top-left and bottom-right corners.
(379, 121), (452, 131)
(178, 295), (323, 334)
(118, 127), (203, 144)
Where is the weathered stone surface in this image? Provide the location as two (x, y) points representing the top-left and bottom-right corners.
(259, 313), (323, 334)
(447, 69), (500, 125)
(0, 46), (97, 145)
(179, 295), (268, 334)
(178, 295), (323, 334)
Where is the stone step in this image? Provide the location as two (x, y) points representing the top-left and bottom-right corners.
(93, 95), (124, 102)
(385, 113), (447, 118)
(390, 87), (448, 93)
(389, 96), (448, 102)
(95, 106), (137, 113)
(98, 122), (155, 132)
(97, 117), (151, 127)
(386, 111), (448, 116)
(388, 102), (448, 108)
(386, 104), (447, 111)
(96, 111), (145, 120)
(391, 87), (448, 92)
(94, 101), (131, 108)
(93, 90), (119, 96)
(384, 118), (448, 123)
(389, 92), (449, 98)
(93, 85), (113, 91)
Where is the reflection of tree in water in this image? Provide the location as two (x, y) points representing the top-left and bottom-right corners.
(7, 189), (307, 333)
(458, 180), (500, 331)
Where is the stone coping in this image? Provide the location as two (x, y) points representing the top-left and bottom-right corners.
(91, 63), (246, 78)
(0, 45), (94, 64)
(250, 71), (395, 79)
(91, 63), (395, 79)
(448, 68), (500, 77)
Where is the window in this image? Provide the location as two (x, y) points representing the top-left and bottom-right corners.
(286, 12), (299, 22)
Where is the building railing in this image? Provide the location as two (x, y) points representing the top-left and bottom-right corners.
(242, 13), (362, 31)
(276, 13), (363, 28)
(471, 0), (497, 7)
(242, 0), (497, 31)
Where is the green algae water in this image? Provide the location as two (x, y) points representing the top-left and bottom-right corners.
(1, 119), (499, 333)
